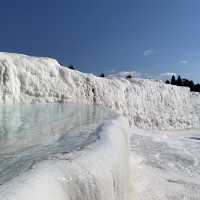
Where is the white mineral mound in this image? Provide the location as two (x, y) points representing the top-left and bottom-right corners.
(0, 52), (199, 129)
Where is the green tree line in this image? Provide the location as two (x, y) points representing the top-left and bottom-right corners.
(166, 75), (200, 92)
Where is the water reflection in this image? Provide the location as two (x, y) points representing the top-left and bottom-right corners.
(0, 104), (113, 184)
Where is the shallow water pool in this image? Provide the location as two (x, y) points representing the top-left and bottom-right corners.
(0, 104), (114, 185)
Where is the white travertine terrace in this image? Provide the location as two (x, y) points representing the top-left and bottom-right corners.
(0, 52), (199, 129)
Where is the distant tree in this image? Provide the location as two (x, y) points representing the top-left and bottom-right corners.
(165, 80), (170, 84)
(126, 74), (132, 79)
(194, 84), (200, 92)
(189, 80), (195, 91)
(100, 73), (105, 77)
(182, 79), (194, 91)
(171, 75), (176, 85)
(182, 79), (189, 86)
(176, 75), (182, 86)
(182, 79), (189, 88)
(68, 65), (75, 70)
(168, 75), (200, 93)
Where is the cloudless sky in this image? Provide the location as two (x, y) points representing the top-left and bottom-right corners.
(1, 0), (200, 81)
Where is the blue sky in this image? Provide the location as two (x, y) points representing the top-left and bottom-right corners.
(0, 0), (200, 82)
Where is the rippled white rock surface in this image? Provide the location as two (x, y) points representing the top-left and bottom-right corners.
(0, 104), (130, 200)
(0, 52), (199, 129)
(130, 128), (200, 200)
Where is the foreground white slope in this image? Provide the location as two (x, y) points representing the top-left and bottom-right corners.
(130, 128), (200, 200)
(0, 52), (199, 129)
(0, 104), (130, 200)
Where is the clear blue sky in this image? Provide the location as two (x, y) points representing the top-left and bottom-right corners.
(1, 0), (200, 81)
